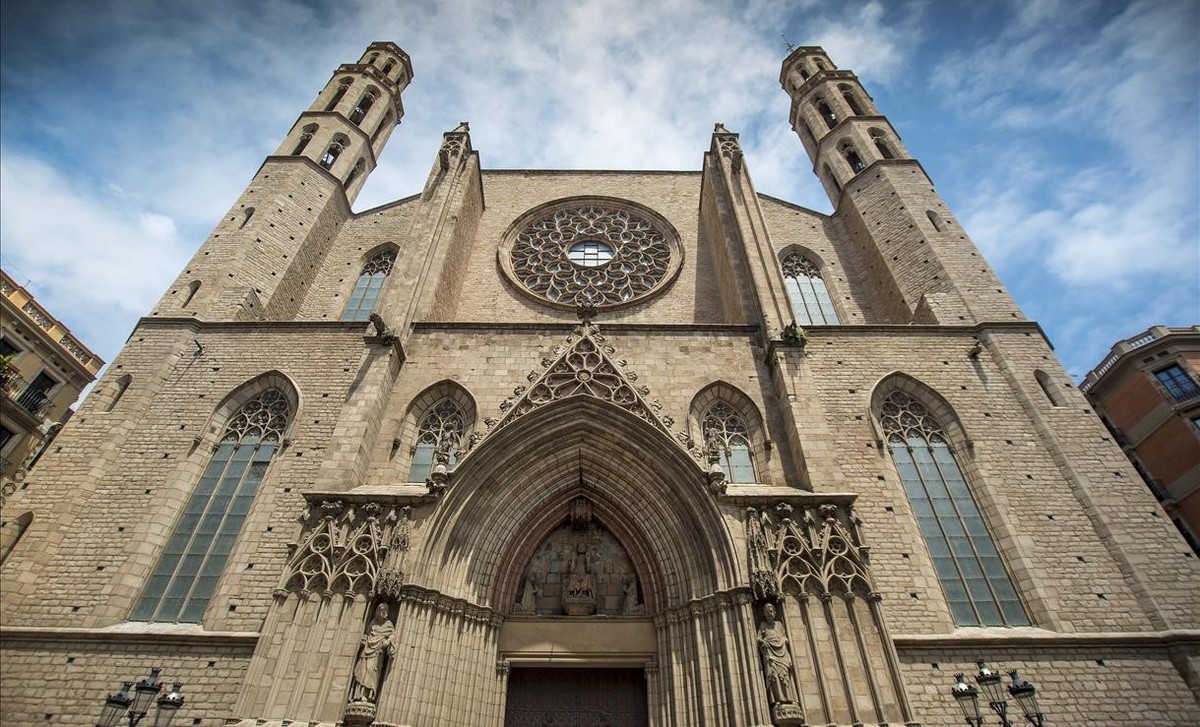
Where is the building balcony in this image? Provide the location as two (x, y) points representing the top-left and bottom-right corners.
(1, 372), (50, 420)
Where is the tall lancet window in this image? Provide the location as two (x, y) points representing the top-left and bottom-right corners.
(408, 398), (466, 482)
(782, 252), (839, 325)
(342, 249), (396, 321)
(702, 401), (756, 482)
(133, 388), (291, 622)
(880, 391), (1028, 626)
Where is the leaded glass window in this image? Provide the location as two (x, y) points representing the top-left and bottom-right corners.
(702, 402), (755, 483)
(408, 398), (466, 482)
(880, 391), (1028, 626)
(342, 249), (396, 321)
(132, 388), (291, 623)
(782, 252), (839, 325)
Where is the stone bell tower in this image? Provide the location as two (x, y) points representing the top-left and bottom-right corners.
(149, 42), (413, 323)
(781, 46), (1022, 325)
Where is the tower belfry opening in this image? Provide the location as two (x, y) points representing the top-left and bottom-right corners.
(1, 40), (1197, 727)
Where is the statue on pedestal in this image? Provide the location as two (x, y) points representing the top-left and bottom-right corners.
(350, 602), (397, 704)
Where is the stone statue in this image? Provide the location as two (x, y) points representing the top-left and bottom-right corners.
(518, 573), (540, 614)
(350, 602), (397, 703)
(756, 602), (797, 706)
(562, 541), (597, 615)
(622, 576), (643, 615)
(565, 541), (593, 597)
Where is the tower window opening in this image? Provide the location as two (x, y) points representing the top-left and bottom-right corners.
(349, 89), (378, 125)
(324, 79), (352, 112)
(840, 85), (866, 116)
(292, 132), (314, 156)
(1034, 370), (1063, 407)
(342, 248), (396, 321)
(346, 158), (366, 187)
(238, 207), (255, 229)
(801, 67), (811, 80)
(842, 143), (866, 173)
(371, 111), (394, 143)
(132, 387), (292, 623)
(926, 210), (945, 232)
(782, 252), (839, 325)
(366, 53), (379, 65)
(813, 58), (828, 71)
(408, 398), (465, 482)
(817, 100), (837, 129)
(880, 390), (1029, 626)
(181, 280), (201, 308)
(382, 59), (396, 75)
(873, 132), (896, 160)
(320, 137), (348, 170)
(702, 401), (756, 483)
(823, 164), (840, 193)
(104, 374), (133, 412)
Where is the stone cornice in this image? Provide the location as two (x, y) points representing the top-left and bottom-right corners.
(893, 628), (1200, 651)
(0, 625), (259, 648)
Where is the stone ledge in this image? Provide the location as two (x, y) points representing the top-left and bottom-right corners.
(894, 627), (1200, 650)
(0, 624), (260, 647)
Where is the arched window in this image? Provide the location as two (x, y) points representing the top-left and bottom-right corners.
(871, 130), (896, 160)
(822, 164), (840, 194)
(840, 85), (866, 115)
(324, 79), (352, 112)
(181, 280), (201, 308)
(349, 88), (378, 124)
(1034, 370), (1063, 407)
(366, 53), (379, 65)
(880, 391), (1028, 626)
(702, 401), (755, 482)
(372, 111), (394, 144)
(132, 387), (292, 622)
(800, 121), (817, 147)
(382, 59), (396, 75)
(104, 374), (132, 412)
(346, 158), (366, 187)
(926, 210), (945, 232)
(817, 99), (838, 129)
(408, 398), (466, 482)
(813, 58), (827, 71)
(0, 511), (34, 564)
(842, 143), (866, 173)
(800, 67), (811, 80)
(342, 248), (396, 321)
(781, 252), (839, 325)
(238, 207), (255, 229)
(320, 136), (348, 170)
(291, 124), (318, 156)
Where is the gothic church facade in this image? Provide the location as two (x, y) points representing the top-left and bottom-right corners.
(2, 41), (1198, 726)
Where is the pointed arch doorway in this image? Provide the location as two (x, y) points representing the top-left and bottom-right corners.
(497, 493), (656, 727)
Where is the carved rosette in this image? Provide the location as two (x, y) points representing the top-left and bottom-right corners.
(746, 501), (874, 601)
(282, 500), (412, 598)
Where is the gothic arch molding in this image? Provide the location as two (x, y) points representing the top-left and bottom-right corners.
(205, 370), (301, 444)
(866, 371), (972, 451)
(410, 396), (741, 610)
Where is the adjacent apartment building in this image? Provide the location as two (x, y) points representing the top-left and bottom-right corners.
(0, 269), (103, 490)
(1082, 325), (1200, 553)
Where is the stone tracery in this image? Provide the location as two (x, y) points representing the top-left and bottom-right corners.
(505, 202), (677, 308)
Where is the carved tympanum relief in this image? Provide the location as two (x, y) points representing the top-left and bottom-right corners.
(513, 497), (643, 617)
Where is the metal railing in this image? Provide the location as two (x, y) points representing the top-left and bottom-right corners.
(1, 372), (50, 419)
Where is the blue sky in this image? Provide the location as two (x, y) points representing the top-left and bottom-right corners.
(1, 0), (1197, 388)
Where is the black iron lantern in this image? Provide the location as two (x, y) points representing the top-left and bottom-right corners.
(1007, 670), (1044, 726)
(96, 668), (185, 727)
(951, 673), (983, 725)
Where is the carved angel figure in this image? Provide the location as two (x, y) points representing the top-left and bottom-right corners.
(350, 602), (397, 703)
(756, 602), (797, 705)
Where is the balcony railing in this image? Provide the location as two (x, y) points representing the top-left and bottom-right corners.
(1166, 383), (1200, 406)
(1, 371), (50, 420)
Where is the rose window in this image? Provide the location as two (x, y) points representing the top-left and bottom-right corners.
(502, 200), (681, 309)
